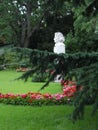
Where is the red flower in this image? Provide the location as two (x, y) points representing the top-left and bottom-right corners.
(43, 93), (53, 99)
(53, 93), (65, 100)
(21, 94), (28, 98)
(63, 85), (77, 97)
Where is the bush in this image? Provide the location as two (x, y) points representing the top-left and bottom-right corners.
(1, 47), (32, 69)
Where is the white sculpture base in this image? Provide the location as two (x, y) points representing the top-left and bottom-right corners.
(54, 74), (62, 82)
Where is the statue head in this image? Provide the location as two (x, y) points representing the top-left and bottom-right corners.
(54, 32), (65, 43)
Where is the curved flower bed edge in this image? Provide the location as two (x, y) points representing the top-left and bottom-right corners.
(0, 80), (77, 106)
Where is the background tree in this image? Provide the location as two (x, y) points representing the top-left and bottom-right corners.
(0, 0), (45, 47)
(65, 0), (98, 52)
(0, 0), (74, 50)
(33, 0), (73, 51)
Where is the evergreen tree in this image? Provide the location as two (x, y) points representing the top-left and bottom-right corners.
(19, 49), (98, 121)
(19, 0), (98, 121)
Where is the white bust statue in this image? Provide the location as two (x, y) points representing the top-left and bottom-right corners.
(53, 32), (65, 54)
(53, 32), (65, 82)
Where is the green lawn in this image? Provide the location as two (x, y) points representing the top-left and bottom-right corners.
(0, 104), (98, 130)
(0, 70), (62, 94)
(0, 70), (98, 130)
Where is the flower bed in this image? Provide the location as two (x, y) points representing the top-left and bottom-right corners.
(0, 81), (77, 106)
(61, 80), (77, 97)
(0, 92), (68, 106)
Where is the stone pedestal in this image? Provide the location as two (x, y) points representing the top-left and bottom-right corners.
(54, 74), (62, 82)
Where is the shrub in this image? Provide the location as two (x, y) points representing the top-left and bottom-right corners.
(1, 47), (32, 69)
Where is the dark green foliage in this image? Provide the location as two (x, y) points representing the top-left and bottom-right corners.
(0, 47), (32, 69)
(32, 72), (49, 82)
(19, 49), (98, 120)
(65, 0), (98, 53)
(0, 0), (74, 50)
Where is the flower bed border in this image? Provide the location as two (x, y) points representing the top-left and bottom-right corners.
(0, 81), (77, 106)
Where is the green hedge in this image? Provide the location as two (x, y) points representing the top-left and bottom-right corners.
(0, 47), (32, 69)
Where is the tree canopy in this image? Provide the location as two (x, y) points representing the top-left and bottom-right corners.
(0, 0), (98, 51)
(65, 0), (98, 52)
(0, 0), (74, 50)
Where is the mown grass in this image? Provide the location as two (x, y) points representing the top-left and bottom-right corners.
(0, 70), (62, 94)
(0, 70), (98, 130)
(0, 104), (98, 130)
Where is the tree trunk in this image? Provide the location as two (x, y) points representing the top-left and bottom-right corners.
(20, 1), (32, 48)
